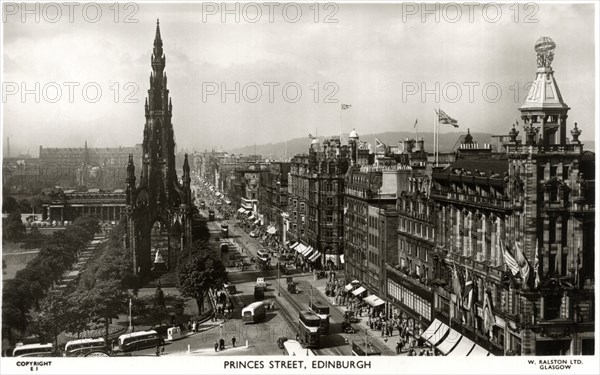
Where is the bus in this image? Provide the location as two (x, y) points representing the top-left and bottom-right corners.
(64, 338), (106, 357)
(242, 301), (266, 324)
(309, 301), (330, 334)
(116, 330), (164, 352)
(283, 340), (315, 356)
(13, 343), (54, 357)
(298, 311), (321, 349)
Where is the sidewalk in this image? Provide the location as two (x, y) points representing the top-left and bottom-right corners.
(305, 274), (413, 356)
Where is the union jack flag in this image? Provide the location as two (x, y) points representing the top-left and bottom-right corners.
(436, 109), (458, 127)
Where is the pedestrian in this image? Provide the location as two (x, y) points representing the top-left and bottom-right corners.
(214, 340), (219, 352)
(232, 337), (236, 348)
(156, 344), (161, 356)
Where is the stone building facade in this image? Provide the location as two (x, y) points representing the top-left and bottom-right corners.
(287, 137), (350, 268)
(427, 37), (595, 356)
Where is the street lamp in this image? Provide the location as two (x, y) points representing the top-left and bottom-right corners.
(277, 260), (281, 297)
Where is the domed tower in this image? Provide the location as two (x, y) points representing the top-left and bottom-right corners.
(519, 37), (570, 146)
(504, 38), (594, 355)
(126, 20), (193, 277)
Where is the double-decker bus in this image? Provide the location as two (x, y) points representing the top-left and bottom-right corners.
(298, 311), (321, 349)
(308, 301), (330, 334)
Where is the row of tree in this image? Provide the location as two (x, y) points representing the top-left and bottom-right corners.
(31, 219), (138, 346)
(2, 216), (101, 344)
(1, 193), (43, 215)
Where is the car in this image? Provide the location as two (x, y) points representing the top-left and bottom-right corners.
(249, 231), (258, 238)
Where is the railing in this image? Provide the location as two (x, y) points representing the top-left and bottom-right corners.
(506, 143), (582, 154)
(430, 190), (508, 209)
(386, 265), (433, 292)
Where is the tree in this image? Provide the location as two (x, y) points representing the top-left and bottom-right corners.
(177, 243), (227, 313)
(2, 196), (19, 213)
(3, 212), (24, 241)
(85, 280), (127, 343)
(32, 291), (68, 347)
(73, 215), (100, 237)
(64, 291), (92, 338)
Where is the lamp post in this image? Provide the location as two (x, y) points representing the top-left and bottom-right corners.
(278, 260), (281, 297)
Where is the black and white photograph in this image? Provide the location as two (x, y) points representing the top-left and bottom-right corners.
(1, 1), (598, 374)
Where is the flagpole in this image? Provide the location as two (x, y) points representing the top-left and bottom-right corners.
(432, 110), (435, 166)
(340, 106), (343, 143)
(415, 119), (419, 144)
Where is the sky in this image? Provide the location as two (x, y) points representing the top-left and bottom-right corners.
(1, 2), (597, 156)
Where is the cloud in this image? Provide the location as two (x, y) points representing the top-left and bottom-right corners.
(2, 2), (595, 155)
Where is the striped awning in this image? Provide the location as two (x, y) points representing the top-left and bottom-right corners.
(295, 243), (308, 254)
(301, 246), (314, 257)
(290, 242), (299, 249)
(424, 321), (449, 347)
(436, 328), (462, 355)
(468, 344), (491, 356)
(308, 251), (321, 262)
(449, 336), (475, 356)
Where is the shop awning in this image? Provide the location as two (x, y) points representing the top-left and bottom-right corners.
(372, 297), (386, 307)
(344, 283), (354, 291)
(449, 336), (475, 356)
(468, 344), (491, 356)
(363, 295), (378, 306)
(352, 286), (366, 296)
(301, 246), (314, 256)
(424, 322), (449, 347)
(248, 215), (255, 220)
(295, 243), (308, 254)
(290, 242), (299, 249)
(267, 226), (277, 235)
(436, 328), (462, 355)
(308, 251), (321, 262)
(237, 208), (245, 213)
(420, 319), (443, 341)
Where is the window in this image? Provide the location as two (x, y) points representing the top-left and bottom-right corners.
(326, 212), (333, 223)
